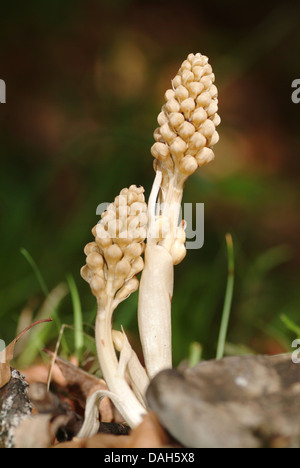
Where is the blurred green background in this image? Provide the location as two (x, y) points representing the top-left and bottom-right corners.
(0, 0), (300, 368)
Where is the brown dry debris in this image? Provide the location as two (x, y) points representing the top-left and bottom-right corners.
(54, 412), (173, 449)
(44, 350), (115, 421)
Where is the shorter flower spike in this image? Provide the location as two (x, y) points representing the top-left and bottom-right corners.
(81, 185), (148, 309)
(81, 185), (148, 429)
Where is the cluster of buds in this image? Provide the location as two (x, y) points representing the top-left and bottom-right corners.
(81, 185), (147, 308)
(151, 52), (220, 180)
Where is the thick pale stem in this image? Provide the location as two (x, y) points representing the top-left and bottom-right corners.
(95, 305), (147, 428)
(138, 244), (174, 378)
(161, 172), (184, 252)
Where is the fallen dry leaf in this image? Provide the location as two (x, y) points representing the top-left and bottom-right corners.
(44, 350), (104, 403)
(0, 319), (52, 389)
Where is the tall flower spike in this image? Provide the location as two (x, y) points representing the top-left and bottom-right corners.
(138, 53), (220, 378)
(150, 52), (220, 260)
(81, 185), (149, 429)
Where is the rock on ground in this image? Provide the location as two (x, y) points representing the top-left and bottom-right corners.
(146, 354), (300, 448)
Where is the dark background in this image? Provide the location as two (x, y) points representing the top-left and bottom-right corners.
(0, 0), (299, 366)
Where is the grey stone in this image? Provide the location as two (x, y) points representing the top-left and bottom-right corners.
(146, 354), (300, 448)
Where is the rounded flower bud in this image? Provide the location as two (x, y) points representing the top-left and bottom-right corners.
(84, 242), (99, 256)
(208, 131), (219, 147)
(160, 123), (177, 143)
(172, 74), (181, 88)
(192, 66), (205, 81)
(115, 257), (131, 279)
(105, 244), (123, 266)
(175, 85), (189, 102)
(200, 119), (215, 139)
(181, 59), (192, 71)
(195, 147), (215, 166)
(153, 127), (164, 143)
(179, 156), (198, 176)
(86, 252), (104, 271)
(169, 112), (185, 129)
(127, 191), (138, 206)
(115, 277), (139, 302)
(181, 69), (194, 85)
(170, 240), (187, 265)
(151, 142), (170, 161)
(206, 101), (218, 117)
(112, 330), (124, 351)
(164, 89), (175, 101)
(189, 132), (206, 152)
(196, 91), (212, 108)
(177, 121), (195, 140)
(164, 98), (180, 114)
(124, 242), (144, 260)
(192, 108), (207, 128)
(80, 265), (93, 283)
(130, 256), (144, 277)
(170, 137), (187, 159)
(180, 97), (195, 119)
(157, 111), (168, 126)
(187, 81), (204, 99)
(90, 275), (105, 296)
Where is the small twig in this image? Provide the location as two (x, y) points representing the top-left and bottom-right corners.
(46, 323), (68, 391)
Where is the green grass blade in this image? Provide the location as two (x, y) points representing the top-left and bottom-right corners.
(188, 342), (203, 367)
(216, 233), (235, 360)
(280, 314), (300, 337)
(20, 248), (49, 297)
(66, 274), (84, 361)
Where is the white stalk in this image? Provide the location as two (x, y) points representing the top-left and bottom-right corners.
(138, 167), (184, 379)
(138, 244), (174, 378)
(95, 298), (147, 428)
